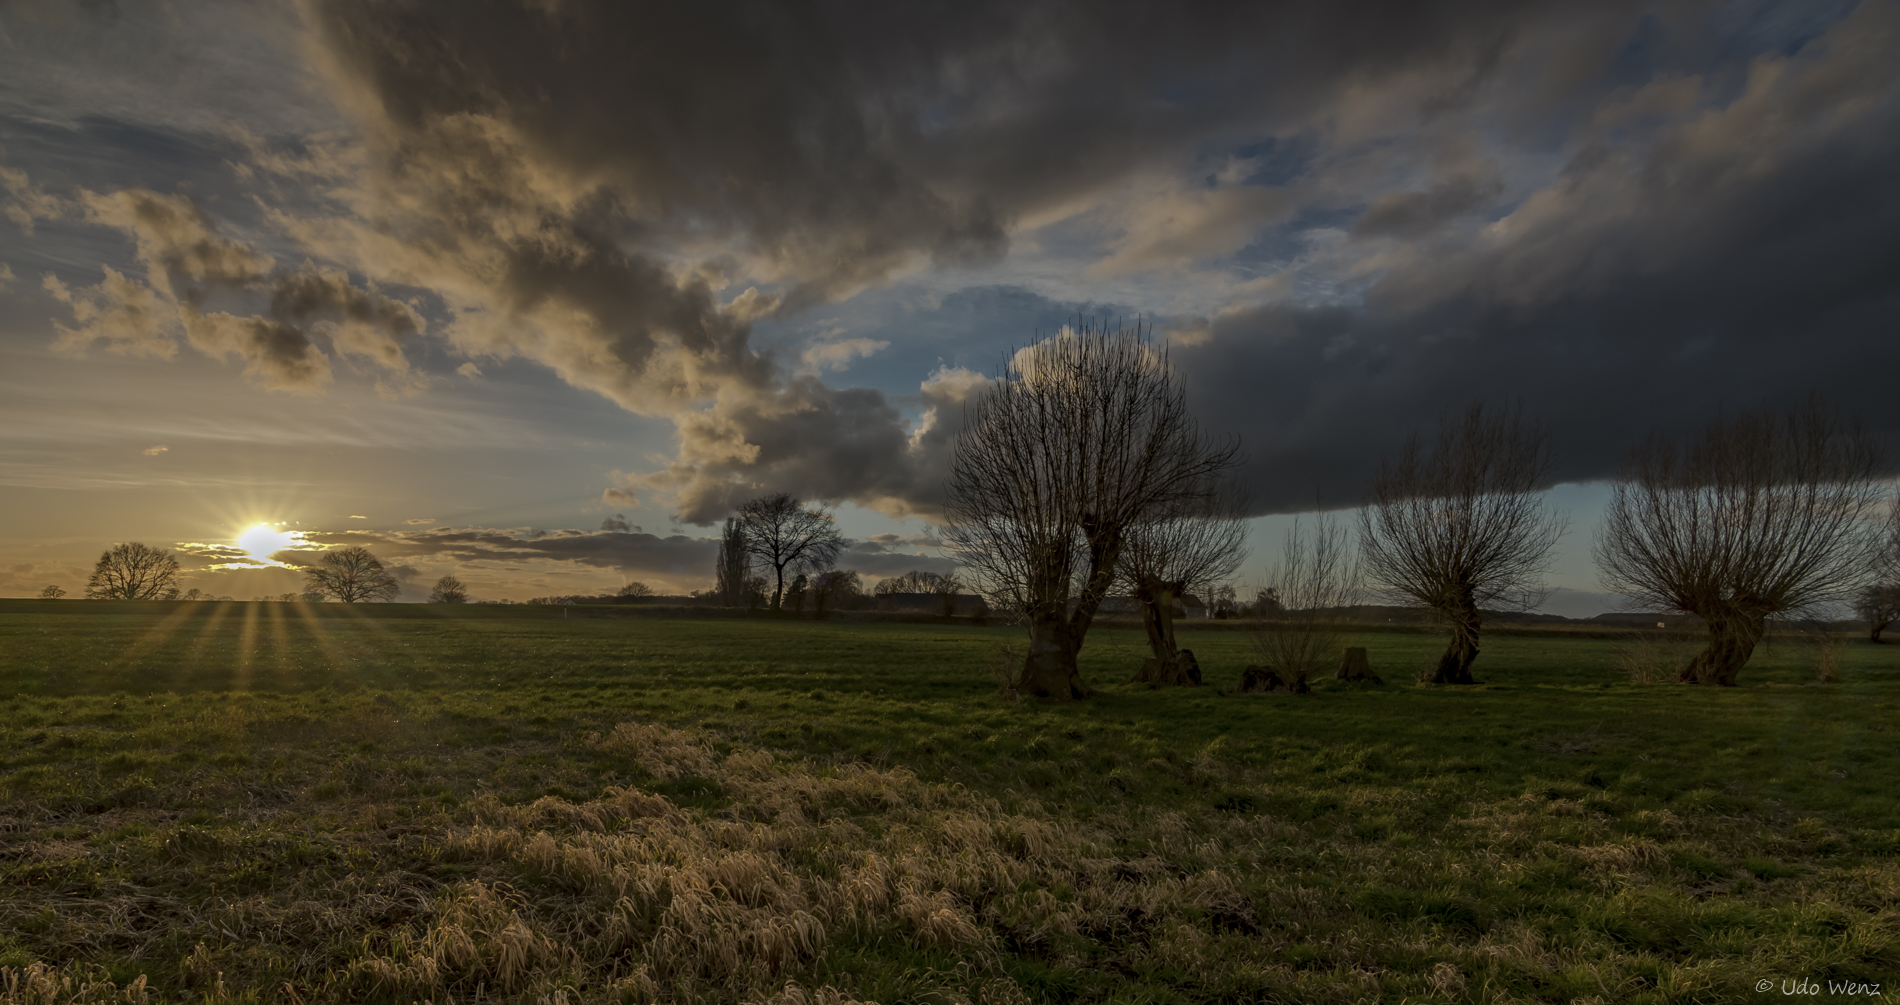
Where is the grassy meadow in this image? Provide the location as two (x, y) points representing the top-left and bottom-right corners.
(1, 598), (1897, 1004)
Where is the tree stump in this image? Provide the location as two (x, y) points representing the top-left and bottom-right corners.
(1335, 647), (1381, 683)
(1131, 649), (1202, 687)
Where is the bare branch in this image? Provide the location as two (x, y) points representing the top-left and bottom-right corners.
(1594, 395), (1887, 684)
(944, 321), (1239, 699)
(85, 542), (181, 600)
(1358, 403), (1566, 683)
(304, 546), (400, 603)
(1249, 515), (1362, 690)
(736, 493), (845, 610)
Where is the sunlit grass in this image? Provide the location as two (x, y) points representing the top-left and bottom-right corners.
(2, 600), (1898, 1003)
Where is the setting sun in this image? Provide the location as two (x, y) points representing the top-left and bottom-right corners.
(236, 523), (296, 565)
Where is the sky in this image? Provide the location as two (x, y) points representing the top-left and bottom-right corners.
(1, 0), (1896, 611)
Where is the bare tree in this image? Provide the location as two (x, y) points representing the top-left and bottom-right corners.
(1117, 481), (1247, 685)
(737, 493), (846, 610)
(1248, 516), (1361, 693)
(929, 570), (963, 617)
(1595, 398), (1887, 684)
(37, 585), (66, 600)
(305, 546), (401, 603)
(1865, 502), (1900, 643)
(616, 581), (654, 600)
(1360, 404), (1565, 684)
(86, 542), (181, 600)
(810, 568), (862, 617)
(874, 570), (939, 595)
(714, 517), (749, 607)
(945, 323), (1239, 700)
(1858, 584), (1900, 643)
(429, 575), (469, 603)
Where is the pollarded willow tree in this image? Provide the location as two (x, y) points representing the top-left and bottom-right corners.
(1359, 404), (1565, 684)
(1594, 398), (1887, 686)
(1117, 479), (1247, 685)
(945, 323), (1239, 700)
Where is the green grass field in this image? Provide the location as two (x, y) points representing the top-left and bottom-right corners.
(2, 599), (1897, 1004)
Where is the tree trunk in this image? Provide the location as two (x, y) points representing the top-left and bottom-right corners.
(1680, 612), (1766, 686)
(1336, 647), (1381, 683)
(1137, 574), (1184, 660)
(1020, 616), (1092, 699)
(1429, 594), (1481, 684)
(1130, 575), (1201, 687)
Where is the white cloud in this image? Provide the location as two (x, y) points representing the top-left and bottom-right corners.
(800, 336), (890, 372)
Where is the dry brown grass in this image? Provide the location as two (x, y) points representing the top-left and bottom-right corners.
(11, 714), (1800, 1004)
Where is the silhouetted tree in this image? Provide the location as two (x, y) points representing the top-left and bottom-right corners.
(429, 575), (469, 603)
(86, 542), (181, 600)
(737, 493), (845, 610)
(714, 517), (750, 607)
(743, 574), (768, 610)
(1856, 583), (1900, 643)
(928, 570), (963, 617)
(785, 573), (809, 614)
(1597, 398), (1887, 684)
(37, 585), (65, 599)
(1118, 480), (1247, 685)
(616, 581), (654, 600)
(811, 568), (862, 617)
(946, 324), (1238, 700)
(305, 546), (401, 603)
(1360, 404), (1565, 684)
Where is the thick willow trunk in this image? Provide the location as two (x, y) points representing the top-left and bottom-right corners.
(1131, 575), (1199, 686)
(1680, 612), (1766, 686)
(1429, 596), (1481, 684)
(1137, 575), (1185, 658)
(1021, 616), (1092, 700)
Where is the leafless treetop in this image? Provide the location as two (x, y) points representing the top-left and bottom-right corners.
(1115, 477), (1248, 606)
(737, 492), (845, 608)
(945, 325), (1240, 622)
(1360, 403), (1564, 615)
(1595, 397), (1887, 620)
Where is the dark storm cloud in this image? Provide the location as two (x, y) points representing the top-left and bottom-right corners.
(1176, 0), (1900, 511)
(289, 0), (1620, 519)
(26, 0), (1897, 522)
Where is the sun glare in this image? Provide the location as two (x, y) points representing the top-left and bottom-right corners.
(237, 523), (297, 565)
